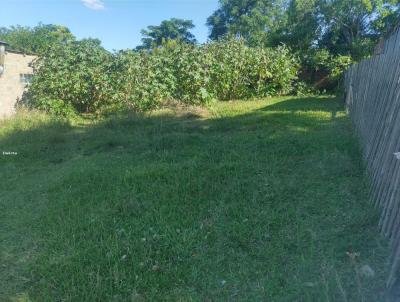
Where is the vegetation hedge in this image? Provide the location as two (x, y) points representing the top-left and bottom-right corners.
(24, 38), (298, 115)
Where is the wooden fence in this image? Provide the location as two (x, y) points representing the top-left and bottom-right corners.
(345, 24), (400, 288)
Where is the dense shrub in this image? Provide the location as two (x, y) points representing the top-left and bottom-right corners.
(299, 49), (352, 91)
(25, 38), (298, 115)
(24, 39), (117, 116)
(204, 39), (297, 100)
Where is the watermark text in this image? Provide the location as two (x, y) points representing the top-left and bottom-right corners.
(2, 151), (18, 156)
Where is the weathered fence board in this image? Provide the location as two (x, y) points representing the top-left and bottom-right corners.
(345, 25), (400, 288)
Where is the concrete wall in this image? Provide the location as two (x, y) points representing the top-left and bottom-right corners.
(0, 52), (36, 118)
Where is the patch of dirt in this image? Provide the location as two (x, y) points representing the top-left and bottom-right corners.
(159, 99), (210, 119)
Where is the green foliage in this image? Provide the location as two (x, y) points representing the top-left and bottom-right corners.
(292, 81), (321, 96)
(279, 0), (319, 51)
(137, 18), (197, 50)
(317, 0), (392, 59)
(0, 23), (75, 54)
(31, 98), (77, 117)
(300, 49), (353, 89)
(304, 49), (351, 75)
(203, 38), (298, 99)
(24, 39), (116, 115)
(112, 48), (176, 111)
(329, 55), (353, 80)
(208, 0), (399, 60)
(206, 0), (287, 46)
(26, 38), (298, 115)
(207, 0), (399, 91)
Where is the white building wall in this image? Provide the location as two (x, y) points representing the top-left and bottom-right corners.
(0, 52), (36, 118)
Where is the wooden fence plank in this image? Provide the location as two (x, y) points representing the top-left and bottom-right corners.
(345, 26), (400, 288)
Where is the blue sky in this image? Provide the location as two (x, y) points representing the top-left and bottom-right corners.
(1, 0), (220, 50)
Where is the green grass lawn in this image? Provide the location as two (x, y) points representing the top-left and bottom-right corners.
(0, 96), (389, 301)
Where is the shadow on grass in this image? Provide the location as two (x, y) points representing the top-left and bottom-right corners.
(0, 97), (345, 166)
(0, 96), (390, 302)
(259, 96), (343, 119)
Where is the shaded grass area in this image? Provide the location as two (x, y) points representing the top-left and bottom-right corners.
(0, 97), (389, 301)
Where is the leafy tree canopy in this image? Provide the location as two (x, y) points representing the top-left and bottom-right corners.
(206, 0), (287, 46)
(0, 23), (75, 54)
(137, 18), (197, 50)
(207, 0), (400, 59)
(317, 0), (400, 59)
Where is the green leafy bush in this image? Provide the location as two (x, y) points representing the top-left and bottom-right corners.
(25, 38), (298, 115)
(299, 49), (352, 91)
(24, 38), (117, 115)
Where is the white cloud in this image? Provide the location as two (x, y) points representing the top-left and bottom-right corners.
(81, 0), (105, 11)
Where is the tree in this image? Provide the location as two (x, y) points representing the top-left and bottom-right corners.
(317, 0), (400, 59)
(208, 0), (400, 60)
(0, 23), (75, 54)
(277, 0), (320, 51)
(137, 18), (197, 50)
(206, 0), (287, 46)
